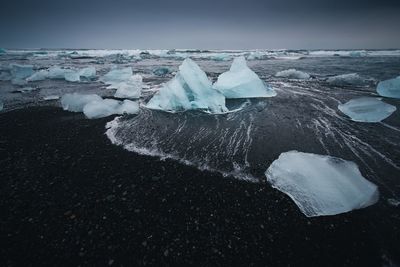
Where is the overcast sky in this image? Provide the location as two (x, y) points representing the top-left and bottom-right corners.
(1, 0), (399, 49)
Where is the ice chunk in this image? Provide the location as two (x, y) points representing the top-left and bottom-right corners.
(275, 69), (310, 79)
(327, 73), (367, 86)
(43, 95), (60, 101)
(338, 97), (396, 122)
(114, 74), (143, 99)
(61, 93), (102, 112)
(16, 87), (38, 93)
(101, 67), (142, 99)
(10, 64), (34, 85)
(152, 67), (171, 76)
(147, 58), (228, 113)
(376, 76), (400, 99)
(27, 66), (96, 82)
(27, 70), (48, 82)
(265, 151), (379, 217)
(83, 99), (139, 119)
(101, 67), (133, 84)
(213, 56), (276, 99)
(78, 66), (96, 80)
(0, 48), (6, 54)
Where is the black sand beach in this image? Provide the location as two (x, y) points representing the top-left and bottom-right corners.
(1, 107), (399, 266)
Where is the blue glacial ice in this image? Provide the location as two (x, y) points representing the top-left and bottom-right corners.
(10, 64), (34, 85)
(146, 58), (228, 113)
(275, 69), (310, 79)
(27, 66), (97, 82)
(338, 97), (396, 122)
(265, 151), (379, 217)
(100, 67), (142, 99)
(326, 73), (368, 86)
(376, 76), (400, 99)
(61, 93), (103, 112)
(83, 99), (139, 119)
(213, 56), (276, 99)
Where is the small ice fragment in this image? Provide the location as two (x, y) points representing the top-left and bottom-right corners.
(213, 56), (276, 98)
(327, 73), (367, 86)
(27, 70), (49, 82)
(387, 198), (400, 207)
(43, 95), (60, 100)
(376, 76), (400, 99)
(10, 64), (34, 79)
(79, 67), (96, 80)
(153, 67), (171, 76)
(83, 99), (139, 119)
(275, 69), (310, 79)
(64, 70), (81, 82)
(61, 93), (102, 112)
(16, 87), (38, 93)
(146, 58), (227, 113)
(265, 151), (379, 217)
(338, 97), (396, 122)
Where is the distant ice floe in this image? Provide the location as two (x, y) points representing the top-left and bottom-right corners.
(326, 73), (368, 86)
(338, 97), (396, 123)
(275, 69), (310, 80)
(265, 151), (379, 217)
(213, 56), (276, 98)
(27, 66), (96, 82)
(146, 58), (228, 113)
(100, 67), (142, 99)
(61, 93), (139, 119)
(376, 76), (400, 99)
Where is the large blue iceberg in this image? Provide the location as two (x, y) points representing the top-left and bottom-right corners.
(213, 56), (276, 98)
(338, 97), (396, 122)
(265, 151), (379, 217)
(376, 76), (400, 99)
(146, 58), (228, 113)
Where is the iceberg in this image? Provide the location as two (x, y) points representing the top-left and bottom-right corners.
(146, 58), (228, 113)
(265, 151), (379, 217)
(83, 99), (139, 119)
(213, 56), (276, 99)
(326, 73), (367, 86)
(376, 76), (400, 99)
(61, 93), (102, 112)
(275, 69), (310, 79)
(100, 67), (142, 99)
(338, 97), (396, 122)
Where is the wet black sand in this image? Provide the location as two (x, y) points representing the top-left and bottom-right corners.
(0, 107), (399, 266)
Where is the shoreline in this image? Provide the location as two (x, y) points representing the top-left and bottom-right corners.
(0, 106), (398, 266)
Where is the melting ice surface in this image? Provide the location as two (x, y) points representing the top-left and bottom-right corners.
(213, 56), (276, 98)
(147, 58), (228, 113)
(265, 151), (379, 217)
(377, 76), (400, 99)
(61, 93), (102, 112)
(326, 73), (368, 86)
(275, 69), (310, 80)
(100, 67), (142, 99)
(83, 99), (139, 119)
(338, 97), (396, 122)
(27, 66), (96, 82)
